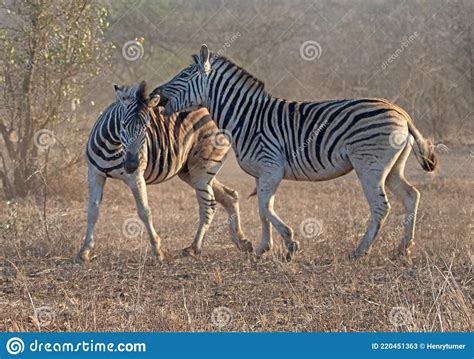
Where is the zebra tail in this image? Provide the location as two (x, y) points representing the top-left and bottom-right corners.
(407, 120), (439, 172)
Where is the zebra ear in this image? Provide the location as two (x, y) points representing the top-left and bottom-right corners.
(147, 95), (161, 108)
(199, 44), (211, 74)
(114, 84), (131, 105)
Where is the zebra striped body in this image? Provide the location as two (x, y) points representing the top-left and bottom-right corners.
(78, 82), (251, 262)
(216, 97), (410, 182)
(155, 45), (438, 259)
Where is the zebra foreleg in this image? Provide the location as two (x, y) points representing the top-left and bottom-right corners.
(77, 170), (106, 262)
(212, 179), (253, 253)
(129, 175), (165, 261)
(256, 172), (300, 260)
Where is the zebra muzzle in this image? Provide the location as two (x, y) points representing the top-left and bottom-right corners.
(123, 152), (140, 174)
(163, 102), (175, 117)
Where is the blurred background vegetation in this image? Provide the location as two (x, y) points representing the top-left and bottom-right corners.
(0, 0), (472, 199)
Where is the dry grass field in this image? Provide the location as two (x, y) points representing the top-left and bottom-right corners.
(1, 147), (472, 332)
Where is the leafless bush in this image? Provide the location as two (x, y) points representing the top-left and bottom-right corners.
(0, 0), (113, 199)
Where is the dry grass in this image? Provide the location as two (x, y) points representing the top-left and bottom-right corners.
(1, 147), (472, 332)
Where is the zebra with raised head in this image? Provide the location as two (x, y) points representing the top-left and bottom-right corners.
(153, 44), (438, 260)
(77, 80), (252, 262)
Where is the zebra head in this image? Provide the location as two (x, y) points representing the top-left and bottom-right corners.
(114, 81), (161, 174)
(154, 44), (212, 116)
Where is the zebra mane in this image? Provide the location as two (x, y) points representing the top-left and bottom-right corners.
(116, 81), (150, 111)
(193, 53), (266, 91)
(135, 80), (148, 103)
(214, 55), (266, 90)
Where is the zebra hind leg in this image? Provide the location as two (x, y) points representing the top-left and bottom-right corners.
(182, 177), (217, 257)
(256, 171), (299, 261)
(212, 179), (253, 253)
(386, 140), (420, 256)
(349, 156), (398, 259)
(77, 169), (106, 262)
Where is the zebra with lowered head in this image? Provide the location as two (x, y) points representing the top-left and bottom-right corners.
(153, 44), (438, 261)
(77, 81), (252, 262)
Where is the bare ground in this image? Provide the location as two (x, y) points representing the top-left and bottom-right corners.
(1, 147), (472, 332)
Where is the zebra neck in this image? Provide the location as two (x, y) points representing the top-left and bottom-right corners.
(111, 103), (126, 148)
(208, 75), (268, 132)
(97, 102), (124, 151)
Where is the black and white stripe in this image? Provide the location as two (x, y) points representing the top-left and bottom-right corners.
(78, 81), (251, 262)
(86, 87), (211, 182)
(155, 44), (438, 259)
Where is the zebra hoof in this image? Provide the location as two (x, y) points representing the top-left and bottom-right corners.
(239, 239), (253, 253)
(285, 241), (300, 262)
(154, 249), (166, 262)
(181, 246), (201, 258)
(396, 244), (413, 257)
(255, 243), (272, 257)
(349, 249), (367, 260)
(76, 250), (91, 263)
